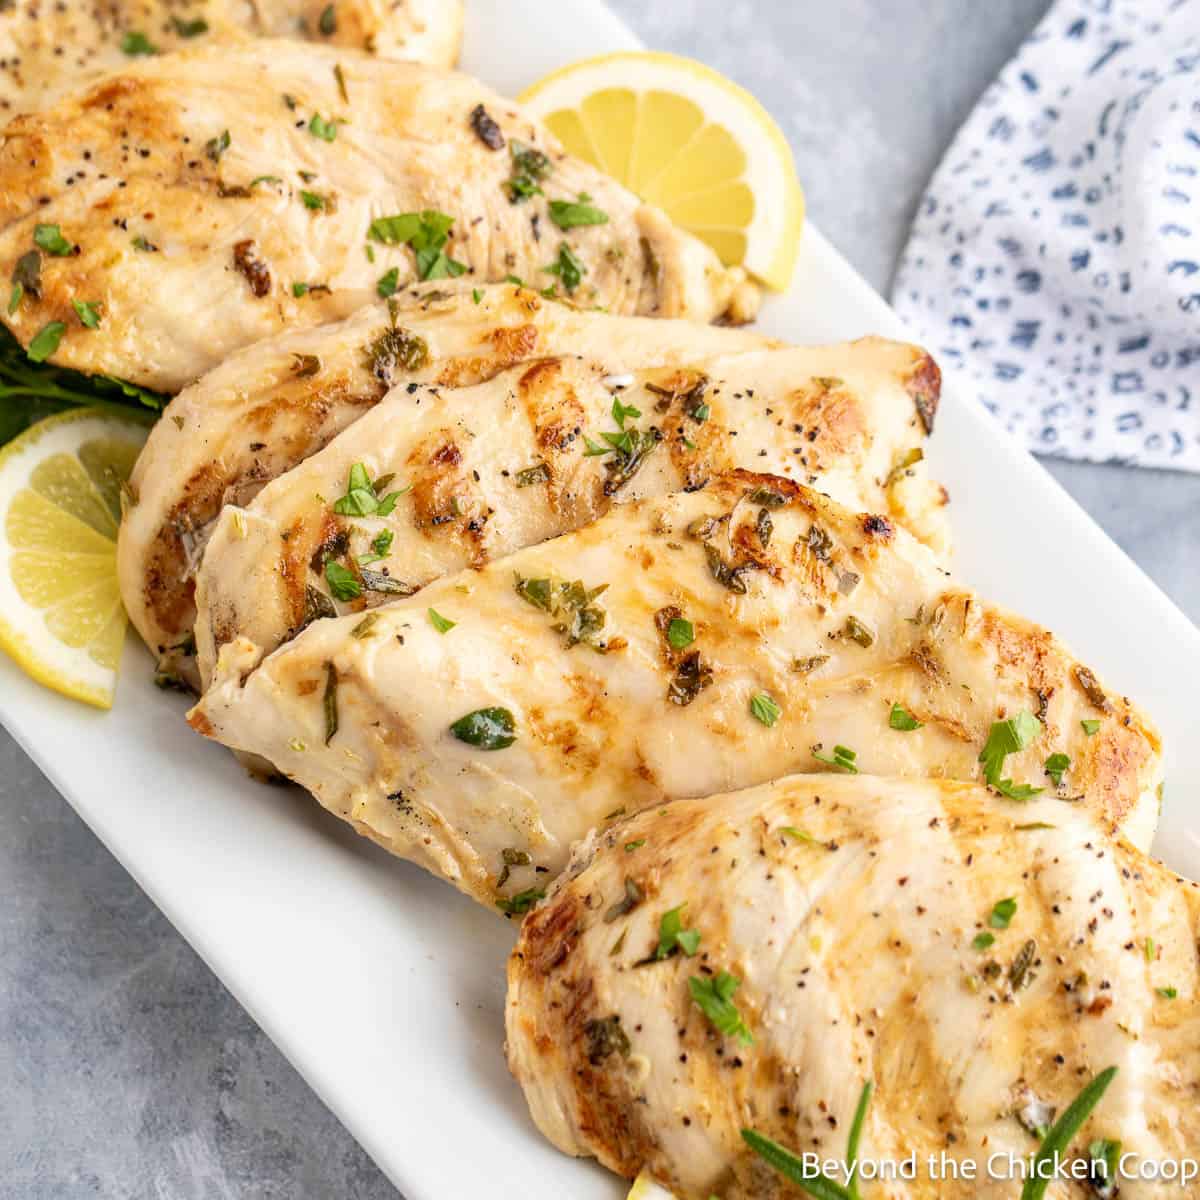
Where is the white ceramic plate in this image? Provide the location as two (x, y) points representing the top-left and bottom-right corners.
(2, 3), (1198, 1197)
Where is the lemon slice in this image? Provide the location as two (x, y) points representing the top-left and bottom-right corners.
(0, 407), (148, 708)
(626, 1172), (677, 1200)
(520, 51), (804, 290)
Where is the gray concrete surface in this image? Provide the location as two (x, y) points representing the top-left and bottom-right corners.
(2, 3), (1196, 1197)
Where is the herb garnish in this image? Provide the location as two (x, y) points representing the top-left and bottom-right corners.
(515, 462), (550, 487)
(888, 703), (922, 731)
(1081, 719), (1101, 736)
(357, 528), (393, 566)
(318, 4), (336, 34)
(1088, 1138), (1122, 1197)
(667, 617), (694, 650)
(121, 30), (157, 55)
(515, 575), (609, 650)
(308, 113), (338, 141)
(604, 878), (643, 923)
(332, 462), (406, 517)
(170, 15), (209, 36)
(505, 140), (552, 201)
(989, 897), (1017, 929)
(450, 707), (516, 750)
(205, 129), (230, 163)
(689, 971), (753, 1045)
(544, 242), (585, 293)
(27, 322), (65, 364)
(979, 711), (1043, 798)
(1044, 752), (1070, 786)
(34, 225), (74, 256)
(583, 395), (659, 494)
(368, 210), (465, 280)
(812, 744), (858, 773)
(972, 932), (995, 951)
(1020, 1068), (1118, 1200)
(750, 692), (782, 727)
(548, 197), (609, 229)
(1157, 986), (1178, 999)
(655, 905), (701, 960)
(71, 301), (101, 329)
(427, 607), (456, 634)
(495, 886), (544, 916)
(582, 1014), (630, 1063)
(322, 662), (339, 744)
(325, 560), (361, 601)
(743, 1080), (874, 1200)
(376, 267), (399, 297)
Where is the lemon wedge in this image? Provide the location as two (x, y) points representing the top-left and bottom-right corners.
(626, 1171), (677, 1200)
(520, 51), (804, 290)
(0, 407), (148, 708)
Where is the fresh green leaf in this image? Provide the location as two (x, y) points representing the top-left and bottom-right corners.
(376, 267), (400, 297)
(292, 282), (311, 297)
(121, 30), (157, 55)
(1081, 719), (1101, 736)
(26, 322), (65, 363)
(367, 210), (463, 281)
(812, 744), (858, 773)
(611, 396), (641, 428)
(1020, 1067), (1118, 1200)
(300, 190), (327, 210)
(624, 839), (645, 853)
(1157, 986), (1178, 999)
(370, 529), (393, 559)
(318, 3), (336, 34)
(1088, 1139), (1122, 1192)
(309, 113), (338, 141)
(655, 905), (701, 960)
(972, 932), (996, 951)
(205, 129), (231, 162)
(331, 462), (406, 517)
(450, 706), (517, 750)
(989, 897), (1017, 929)
(323, 662), (338, 744)
(495, 886), (544, 915)
(740, 1132), (852, 1200)
(845, 1081), (873, 1200)
(689, 971), (753, 1045)
(34, 224), (74, 256)
(667, 618), (694, 650)
(71, 300), (101, 329)
(504, 140), (552, 202)
(472, 288), (483, 304)
(7, 284), (22, 315)
(1044, 752), (1070, 787)
(889, 703), (922, 731)
(427, 607), (456, 634)
(750, 692), (781, 727)
(324, 560), (361, 600)
(548, 198), (609, 229)
(544, 242), (585, 293)
(979, 711), (1043, 798)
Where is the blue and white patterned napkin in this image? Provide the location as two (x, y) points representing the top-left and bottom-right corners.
(893, 0), (1200, 471)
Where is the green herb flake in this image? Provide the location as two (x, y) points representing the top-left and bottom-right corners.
(205, 129), (231, 163)
(979, 710), (1044, 799)
(367, 210), (464, 280)
(121, 30), (157, 55)
(376, 267), (401, 297)
(689, 971), (753, 1045)
(624, 839), (645, 853)
(667, 618), (694, 651)
(1081, 719), (1101, 736)
(812, 743), (858, 773)
(472, 288), (483, 304)
(1157, 986), (1178, 999)
(750, 692), (781, 728)
(544, 242), (585, 293)
(71, 300), (101, 329)
(515, 462), (550, 487)
(989, 897), (1017, 930)
(322, 662), (339, 744)
(655, 904), (701, 960)
(309, 113), (338, 142)
(318, 3), (337, 34)
(7, 284), (21, 315)
(170, 15), (209, 36)
(495, 886), (544, 916)
(34, 224), (74, 256)
(889, 703), (922, 731)
(1020, 1068), (1118, 1200)
(504, 140), (552, 202)
(548, 197), (609, 230)
(450, 706), (516, 750)
(427, 607), (456, 634)
(26, 321), (65, 363)
(972, 931), (996, 951)
(1088, 1139), (1122, 1193)
(332, 461), (406, 517)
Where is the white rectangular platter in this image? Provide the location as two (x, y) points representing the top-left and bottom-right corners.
(2, 2), (1199, 1197)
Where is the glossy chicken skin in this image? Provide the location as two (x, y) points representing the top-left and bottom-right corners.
(507, 774), (1200, 1199)
(0, 0), (464, 118)
(189, 472), (1161, 907)
(118, 283), (773, 679)
(0, 43), (755, 391)
(193, 337), (948, 686)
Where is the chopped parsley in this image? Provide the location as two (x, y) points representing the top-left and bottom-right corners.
(121, 30), (157, 55)
(34, 224), (74, 256)
(582, 395), (659, 493)
(889, 703), (922, 731)
(450, 707), (517, 750)
(750, 692), (781, 727)
(376, 267), (400, 297)
(989, 897), (1017, 929)
(1044, 752), (1070, 786)
(689, 971), (753, 1045)
(368, 210), (465, 280)
(427, 607), (456, 634)
(308, 113), (338, 142)
(1157, 986), (1178, 1000)
(505, 140), (552, 201)
(324, 560), (361, 601)
(332, 462), (406, 517)
(812, 743), (858, 773)
(318, 4), (337, 34)
(300, 190), (328, 210)
(515, 462), (550, 487)
(544, 242), (585, 293)
(655, 905), (701, 960)
(170, 15), (209, 36)
(979, 710), (1044, 799)
(323, 662), (339, 744)
(71, 300), (101, 329)
(1021, 1068), (1118, 1200)
(1088, 1138), (1122, 1195)
(495, 886), (544, 915)
(357, 528), (394, 566)
(1081, 718), (1101, 736)
(26, 322), (65, 363)
(515, 575), (608, 650)
(472, 288), (483, 304)
(205, 129), (231, 163)
(972, 932), (996, 951)
(548, 197), (609, 229)
(666, 617), (694, 650)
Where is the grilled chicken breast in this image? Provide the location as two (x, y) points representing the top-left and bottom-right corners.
(118, 282), (774, 681)
(0, 42), (755, 392)
(506, 773), (1198, 1199)
(192, 338), (948, 687)
(189, 472), (1160, 909)
(0, 1), (464, 118)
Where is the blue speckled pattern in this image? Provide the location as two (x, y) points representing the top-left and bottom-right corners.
(894, 0), (1200, 470)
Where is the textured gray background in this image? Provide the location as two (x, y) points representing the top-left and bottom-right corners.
(3, 2), (1198, 1197)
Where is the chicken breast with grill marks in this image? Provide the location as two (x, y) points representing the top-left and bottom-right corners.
(0, 42), (756, 393)
(118, 282), (775, 682)
(0, 1), (464, 118)
(192, 338), (948, 688)
(507, 774), (1198, 1199)
(188, 471), (1160, 909)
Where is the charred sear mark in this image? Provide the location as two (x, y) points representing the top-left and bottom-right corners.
(233, 239), (271, 297)
(906, 352), (942, 433)
(667, 650), (713, 706)
(469, 103), (505, 150)
(703, 542), (760, 594)
(583, 1015), (630, 1065)
(366, 326), (429, 385)
(862, 513), (894, 540)
(309, 526), (350, 573)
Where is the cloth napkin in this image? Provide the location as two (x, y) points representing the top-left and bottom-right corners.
(892, 0), (1200, 471)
